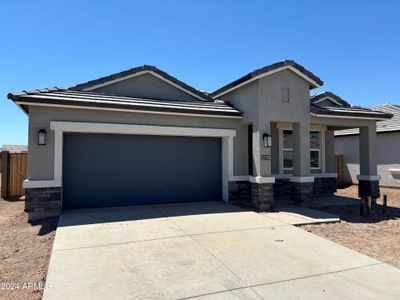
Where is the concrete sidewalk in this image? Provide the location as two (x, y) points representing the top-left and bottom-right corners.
(265, 206), (340, 225)
(44, 202), (400, 300)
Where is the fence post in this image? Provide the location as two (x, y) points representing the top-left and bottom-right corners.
(1, 151), (9, 199)
(383, 195), (387, 214)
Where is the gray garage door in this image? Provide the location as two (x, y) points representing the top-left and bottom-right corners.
(62, 133), (222, 209)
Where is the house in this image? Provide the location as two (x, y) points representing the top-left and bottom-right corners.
(7, 60), (392, 221)
(335, 103), (400, 188)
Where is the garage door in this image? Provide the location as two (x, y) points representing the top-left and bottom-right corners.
(62, 133), (222, 209)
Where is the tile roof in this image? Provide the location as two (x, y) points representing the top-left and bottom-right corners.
(212, 60), (324, 97)
(69, 65), (213, 101)
(8, 88), (242, 118)
(310, 91), (351, 107)
(311, 103), (393, 120)
(335, 104), (400, 136)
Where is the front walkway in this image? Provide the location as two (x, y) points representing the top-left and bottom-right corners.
(44, 202), (400, 300)
(266, 206), (340, 225)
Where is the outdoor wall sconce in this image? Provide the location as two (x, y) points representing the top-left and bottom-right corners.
(38, 129), (46, 145)
(262, 133), (272, 148)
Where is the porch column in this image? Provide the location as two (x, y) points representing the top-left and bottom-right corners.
(357, 123), (380, 199)
(250, 122), (274, 210)
(290, 122), (314, 206)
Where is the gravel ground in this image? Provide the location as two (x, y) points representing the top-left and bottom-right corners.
(301, 186), (400, 268)
(0, 178), (58, 300)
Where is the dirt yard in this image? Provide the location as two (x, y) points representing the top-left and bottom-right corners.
(0, 181), (57, 300)
(0, 182), (399, 299)
(302, 186), (400, 268)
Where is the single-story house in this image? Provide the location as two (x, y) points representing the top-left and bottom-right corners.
(7, 60), (393, 220)
(335, 103), (400, 188)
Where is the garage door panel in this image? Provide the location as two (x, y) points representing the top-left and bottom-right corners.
(63, 133), (222, 209)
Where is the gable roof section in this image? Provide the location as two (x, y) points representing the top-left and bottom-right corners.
(212, 60), (324, 98)
(8, 88), (242, 118)
(335, 104), (400, 136)
(70, 65), (212, 101)
(311, 91), (351, 107)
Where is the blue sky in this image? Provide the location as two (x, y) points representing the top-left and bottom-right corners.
(1, 0), (399, 145)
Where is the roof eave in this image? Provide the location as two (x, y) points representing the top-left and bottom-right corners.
(310, 112), (392, 121)
(13, 97), (243, 118)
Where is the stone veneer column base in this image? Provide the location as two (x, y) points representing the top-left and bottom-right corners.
(291, 182), (314, 207)
(228, 181), (251, 204)
(251, 183), (273, 211)
(273, 178), (291, 201)
(313, 177), (337, 196)
(358, 180), (380, 199)
(25, 187), (62, 221)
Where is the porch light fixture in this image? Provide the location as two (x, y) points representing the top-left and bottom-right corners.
(38, 129), (46, 145)
(263, 133), (272, 148)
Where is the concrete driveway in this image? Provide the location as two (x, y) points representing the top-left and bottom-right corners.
(44, 202), (400, 300)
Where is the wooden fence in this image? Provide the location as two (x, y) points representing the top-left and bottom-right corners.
(1, 151), (28, 199)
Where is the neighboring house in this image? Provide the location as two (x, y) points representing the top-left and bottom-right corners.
(0, 145), (28, 173)
(7, 60), (392, 220)
(335, 103), (400, 188)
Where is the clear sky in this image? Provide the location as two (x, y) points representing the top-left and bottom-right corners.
(1, 0), (399, 145)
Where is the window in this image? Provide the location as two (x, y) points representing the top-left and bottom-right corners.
(282, 130), (293, 169)
(310, 131), (321, 169)
(280, 129), (322, 171)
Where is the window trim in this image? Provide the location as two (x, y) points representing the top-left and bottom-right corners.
(278, 124), (326, 174)
(310, 131), (321, 170)
(310, 149), (321, 169)
(282, 130), (294, 171)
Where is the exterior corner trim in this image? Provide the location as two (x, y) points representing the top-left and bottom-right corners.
(289, 176), (315, 183)
(357, 175), (381, 181)
(249, 176), (276, 184)
(23, 180), (62, 189)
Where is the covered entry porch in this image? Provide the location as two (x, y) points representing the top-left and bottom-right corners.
(229, 108), (392, 210)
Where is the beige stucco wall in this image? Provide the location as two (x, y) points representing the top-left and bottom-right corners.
(335, 132), (400, 187)
(27, 106), (247, 180)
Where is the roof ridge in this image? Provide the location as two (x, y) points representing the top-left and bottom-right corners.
(68, 65), (212, 101)
(310, 91), (351, 107)
(212, 60), (323, 97)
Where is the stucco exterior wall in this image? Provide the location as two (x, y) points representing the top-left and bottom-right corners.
(220, 69), (312, 177)
(92, 73), (199, 101)
(27, 106), (246, 180)
(219, 80), (259, 124)
(260, 70), (310, 123)
(220, 70), (311, 124)
(335, 132), (400, 187)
